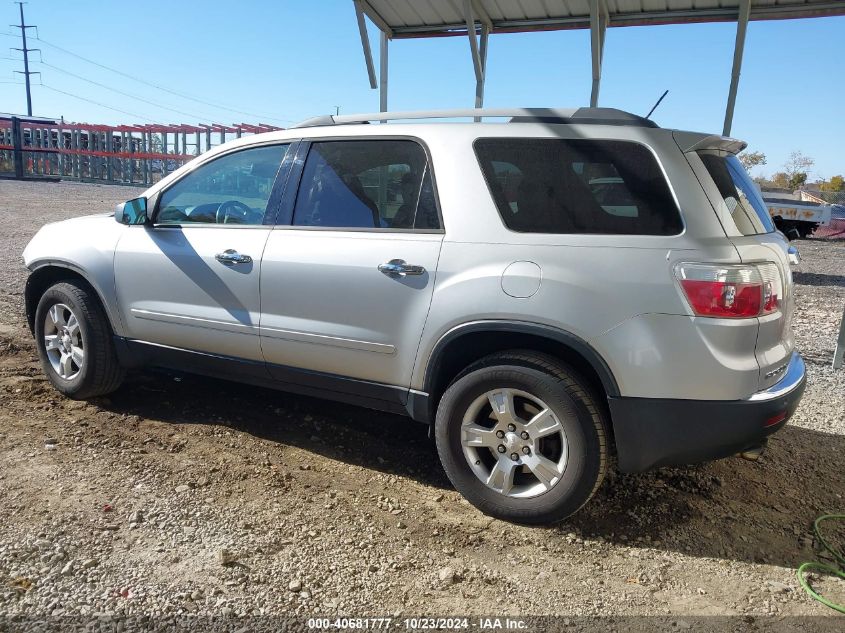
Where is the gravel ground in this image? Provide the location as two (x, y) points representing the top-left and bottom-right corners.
(0, 179), (843, 627)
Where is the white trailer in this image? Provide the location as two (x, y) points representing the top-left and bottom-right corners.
(762, 192), (832, 239)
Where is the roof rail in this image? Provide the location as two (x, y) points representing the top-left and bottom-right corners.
(292, 107), (658, 129)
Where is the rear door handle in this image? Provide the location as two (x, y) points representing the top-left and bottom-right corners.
(215, 249), (252, 265)
(378, 259), (425, 277)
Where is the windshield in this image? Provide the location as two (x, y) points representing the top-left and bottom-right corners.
(698, 152), (774, 235)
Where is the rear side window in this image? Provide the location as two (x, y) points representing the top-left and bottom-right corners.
(474, 138), (682, 235)
(698, 152), (774, 235)
(292, 140), (440, 230)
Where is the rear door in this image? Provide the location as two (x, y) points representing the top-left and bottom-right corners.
(691, 150), (795, 391)
(259, 138), (444, 397)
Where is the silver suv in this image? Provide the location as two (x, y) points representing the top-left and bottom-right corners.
(22, 108), (806, 524)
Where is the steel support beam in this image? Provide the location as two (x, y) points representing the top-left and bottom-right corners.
(463, 0), (484, 84)
(463, 0), (489, 119)
(354, 0), (377, 89)
(471, 0), (493, 30)
(589, 0), (607, 108)
(834, 303), (845, 370)
(476, 25), (489, 110)
(723, 0), (750, 137)
(379, 31), (389, 114)
(11, 117), (23, 179)
(358, 0), (393, 37)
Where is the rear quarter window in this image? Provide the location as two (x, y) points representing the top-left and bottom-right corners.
(474, 138), (682, 235)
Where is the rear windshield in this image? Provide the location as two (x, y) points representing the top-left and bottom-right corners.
(698, 152), (774, 235)
(474, 138), (682, 235)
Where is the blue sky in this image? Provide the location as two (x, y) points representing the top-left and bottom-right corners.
(1, 1), (842, 178)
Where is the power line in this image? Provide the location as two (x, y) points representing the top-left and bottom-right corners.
(32, 35), (295, 123)
(34, 60), (215, 121)
(36, 84), (157, 122)
(10, 2), (39, 115)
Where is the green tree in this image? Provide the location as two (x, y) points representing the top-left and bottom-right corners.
(788, 172), (808, 190)
(821, 175), (845, 192)
(764, 151), (815, 191)
(738, 150), (767, 171)
(771, 172), (789, 189)
(785, 150), (814, 175)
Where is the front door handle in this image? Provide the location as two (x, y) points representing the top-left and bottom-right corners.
(215, 249), (253, 265)
(378, 259), (425, 277)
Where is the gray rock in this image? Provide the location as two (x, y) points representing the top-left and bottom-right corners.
(438, 567), (456, 586)
(217, 548), (236, 566)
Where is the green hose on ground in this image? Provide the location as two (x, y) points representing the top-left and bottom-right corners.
(796, 514), (845, 613)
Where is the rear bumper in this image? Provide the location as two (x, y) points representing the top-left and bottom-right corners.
(608, 351), (806, 473)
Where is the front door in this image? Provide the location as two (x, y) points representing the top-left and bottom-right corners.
(114, 143), (291, 363)
(259, 139), (444, 393)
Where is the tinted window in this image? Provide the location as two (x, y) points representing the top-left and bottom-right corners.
(293, 140), (440, 230)
(698, 152), (774, 235)
(157, 144), (288, 225)
(474, 139), (682, 235)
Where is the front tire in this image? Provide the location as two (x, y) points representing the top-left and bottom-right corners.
(34, 280), (125, 399)
(435, 351), (608, 524)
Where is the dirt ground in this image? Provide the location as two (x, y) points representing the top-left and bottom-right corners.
(0, 179), (843, 626)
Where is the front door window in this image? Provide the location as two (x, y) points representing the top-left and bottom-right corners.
(156, 144), (289, 225)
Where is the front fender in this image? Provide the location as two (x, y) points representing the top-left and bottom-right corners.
(23, 214), (126, 336)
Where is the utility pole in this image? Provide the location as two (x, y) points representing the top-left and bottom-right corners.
(11, 2), (39, 116)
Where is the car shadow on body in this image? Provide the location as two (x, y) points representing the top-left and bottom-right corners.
(95, 368), (844, 570)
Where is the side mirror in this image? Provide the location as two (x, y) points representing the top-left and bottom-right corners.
(116, 197), (148, 225)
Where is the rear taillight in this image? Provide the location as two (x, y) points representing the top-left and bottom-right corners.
(757, 262), (783, 316)
(674, 263), (783, 319)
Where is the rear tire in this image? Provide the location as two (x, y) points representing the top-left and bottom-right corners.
(34, 280), (125, 399)
(797, 222), (819, 239)
(434, 351), (608, 524)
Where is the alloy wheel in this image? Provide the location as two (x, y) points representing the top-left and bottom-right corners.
(460, 388), (569, 498)
(43, 303), (84, 380)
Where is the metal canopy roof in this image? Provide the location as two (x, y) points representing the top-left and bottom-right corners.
(351, 1), (845, 136)
(359, 1), (845, 38)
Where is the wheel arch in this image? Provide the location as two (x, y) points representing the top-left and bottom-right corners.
(420, 321), (619, 422)
(25, 262), (119, 336)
